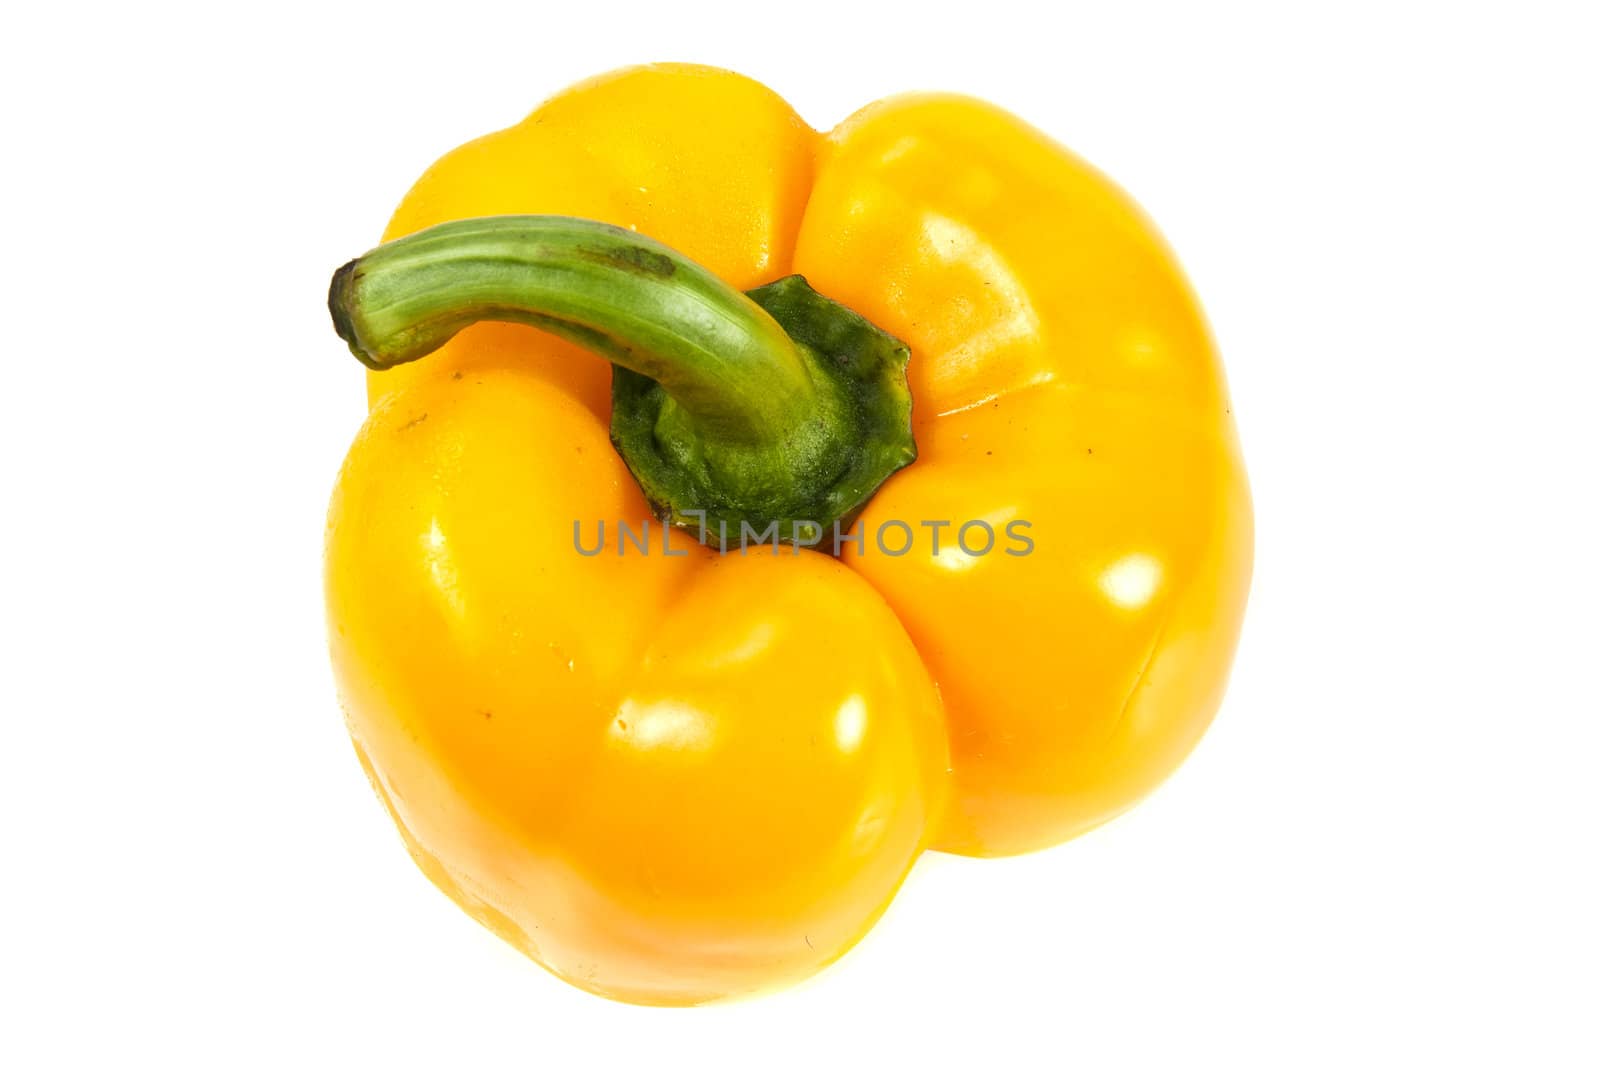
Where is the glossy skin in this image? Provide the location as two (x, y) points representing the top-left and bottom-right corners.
(328, 64), (1252, 1002)
(799, 97), (1253, 853)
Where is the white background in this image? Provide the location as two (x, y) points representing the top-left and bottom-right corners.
(4, 2), (1597, 1063)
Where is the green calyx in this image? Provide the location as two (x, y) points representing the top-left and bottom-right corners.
(328, 215), (915, 548)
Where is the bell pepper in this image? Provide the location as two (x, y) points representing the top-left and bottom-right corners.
(325, 63), (1252, 1005)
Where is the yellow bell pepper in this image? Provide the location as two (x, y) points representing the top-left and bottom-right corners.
(325, 63), (1252, 1005)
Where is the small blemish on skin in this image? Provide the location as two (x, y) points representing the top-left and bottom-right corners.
(585, 244), (675, 278)
(399, 413), (428, 432)
(452, 370), (463, 380)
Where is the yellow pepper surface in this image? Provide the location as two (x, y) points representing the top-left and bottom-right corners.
(326, 63), (1252, 1005)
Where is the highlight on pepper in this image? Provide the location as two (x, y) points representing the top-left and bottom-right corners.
(323, 63), (1253, 1006)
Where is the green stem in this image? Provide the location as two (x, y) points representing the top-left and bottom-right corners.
(331, 216), (811, 443)
(329, 215), (916, 547)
